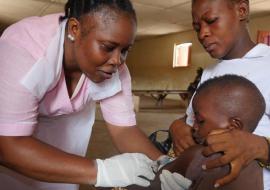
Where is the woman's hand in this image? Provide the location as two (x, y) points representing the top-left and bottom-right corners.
(202, 129), (268, 187)
(169, 118), (195, 156)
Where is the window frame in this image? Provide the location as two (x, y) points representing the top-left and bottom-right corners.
(173, 42), (192, 68)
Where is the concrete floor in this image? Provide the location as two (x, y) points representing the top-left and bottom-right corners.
(80, 95), (187, 190)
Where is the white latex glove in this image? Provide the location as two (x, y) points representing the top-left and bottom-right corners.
(95, 153), (155, 187)
(154, 155), (175, 172)
(160, 170), (192, 190)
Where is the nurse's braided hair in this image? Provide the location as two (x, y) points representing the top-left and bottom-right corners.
(60, 0), (136, 22)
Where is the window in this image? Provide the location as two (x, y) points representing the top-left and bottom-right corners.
(173, 42), (192, 68)
(257, 31), (270, 46)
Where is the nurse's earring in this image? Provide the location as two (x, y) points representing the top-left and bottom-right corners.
(67, 34), (75, 42)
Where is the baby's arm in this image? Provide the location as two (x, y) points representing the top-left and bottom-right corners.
(126, 144), (203, 190)
(96, 144), (262, 190)
(186, 148), (263, 190)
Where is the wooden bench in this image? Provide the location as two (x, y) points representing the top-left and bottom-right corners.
(132, 90), (189, 106)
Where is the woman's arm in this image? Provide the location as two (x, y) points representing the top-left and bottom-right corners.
(0, 136), (97, 184)
(100, 64), (162, 160)
(0, 136), (157, 187)
(106, 123), (162, 160)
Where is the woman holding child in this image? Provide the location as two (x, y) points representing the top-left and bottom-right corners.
(170, 0), (270, 189)
(0, 0), (176, 190)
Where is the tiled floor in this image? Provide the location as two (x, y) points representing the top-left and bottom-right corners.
(80, 95), (187, 190)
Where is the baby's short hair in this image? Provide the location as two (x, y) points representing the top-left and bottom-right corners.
(194, 75), (265, 132)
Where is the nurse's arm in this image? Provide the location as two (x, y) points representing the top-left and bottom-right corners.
(0, 136), (98, 184)
(106, 123), (162, 160)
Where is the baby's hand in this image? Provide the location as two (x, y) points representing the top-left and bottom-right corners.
(169, 119), (195, 156)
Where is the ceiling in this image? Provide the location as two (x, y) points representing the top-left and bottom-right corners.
(0, 0), (269, 40)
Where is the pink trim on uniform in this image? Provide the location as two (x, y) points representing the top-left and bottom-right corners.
(0, 124), (35, 136)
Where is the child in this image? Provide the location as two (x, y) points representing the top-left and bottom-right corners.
(170, 0), (270, 188)
(98, 74), (265, 190)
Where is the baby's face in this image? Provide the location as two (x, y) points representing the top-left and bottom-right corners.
(192, 93), (229, 144)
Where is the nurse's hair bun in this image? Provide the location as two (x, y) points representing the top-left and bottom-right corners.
(59, 0), (136, 22)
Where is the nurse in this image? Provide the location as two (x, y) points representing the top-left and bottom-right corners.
(0, 0), (163, 189)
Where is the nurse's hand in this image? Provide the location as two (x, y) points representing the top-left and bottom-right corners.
(95, 153), (155, 187)
(160, 170), (192, 190)
(202, 129), (268, 187)
(169, 119), (195, 156)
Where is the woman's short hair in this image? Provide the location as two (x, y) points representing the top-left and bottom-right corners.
(60, 0), (136, 22)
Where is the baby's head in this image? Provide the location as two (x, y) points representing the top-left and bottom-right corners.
(192, 75), (265, 144)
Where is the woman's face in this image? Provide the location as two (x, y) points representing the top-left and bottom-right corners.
(69, 11), (136, 83)
(192, 0), (242, 59)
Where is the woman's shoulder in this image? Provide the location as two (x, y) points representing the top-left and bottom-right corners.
(1, 13), (63, 59)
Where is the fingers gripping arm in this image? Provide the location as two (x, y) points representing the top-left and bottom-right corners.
(202, 129), (268, 187)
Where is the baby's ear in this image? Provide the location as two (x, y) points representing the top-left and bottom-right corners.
(228, 117), (243, 130)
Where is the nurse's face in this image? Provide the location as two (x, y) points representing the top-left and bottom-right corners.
(69, 11), (136, 83)
(192, 0), (243, 59)
(192, 92), (229, 145)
